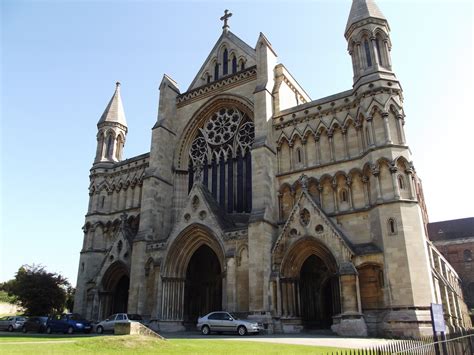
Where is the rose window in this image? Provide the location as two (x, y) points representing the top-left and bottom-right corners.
(203, 108), (241, 145)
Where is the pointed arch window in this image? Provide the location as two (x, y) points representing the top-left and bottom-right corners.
(214, 62), (219, 81)
(398, 175), (405, 190)
(364, 40), (372, 68)
(223, 48), (228, 75)
(188, 108), (254, 213)
(232, 55), (237, 74)
(240, 59), (245, 71)
(388, 218), (397, 235)
(296, 148), (302, 164)
(106, 134), (114, 159)
(340, 189), (348, 203)
(375, 36), (383, 66)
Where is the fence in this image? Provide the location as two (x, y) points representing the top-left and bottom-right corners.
(326, 329), (474, 355)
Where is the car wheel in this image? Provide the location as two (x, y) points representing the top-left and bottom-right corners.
(22, 326), (27, 333)
(96, 326), (104, 334)
(46, 326), (52, 334)
(8, 325), (13, 332)
(67, 326), (74, 335)
(201, 325), (210, 336)
(237, 325), (247, 336)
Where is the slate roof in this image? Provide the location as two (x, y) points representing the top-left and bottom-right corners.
(98, 82), (127, 127)
(345, 0), (386, 34)
(427, 217), (474, 241)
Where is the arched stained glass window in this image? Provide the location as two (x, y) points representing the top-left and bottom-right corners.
(364, 40), (372, 67)
(188, 107), (254, 213)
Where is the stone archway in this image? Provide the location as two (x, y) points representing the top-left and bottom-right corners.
(100, 262), (130, 319)
(183, 245), (222, 324)
(278, 237), (340, 329)
(161, 224), (225, 326)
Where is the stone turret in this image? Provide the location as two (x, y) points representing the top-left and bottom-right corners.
(345, 0), (396, 89)
(94, 82), (128, 164)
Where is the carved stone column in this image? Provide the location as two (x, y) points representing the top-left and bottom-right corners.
(356, 42), (363, 74)
(302, 138), (308, 168)
(366, 116), (376, 147)
(276, 146), (281, 173)
(346, 176), (354, 210)
(382, 112), (392, 144)
(342, 128), (349, 159)
(277, 192), (283, 221)
(390, 165), (401, 200)
(332, 179), (339, 213)
(384, 39), (392, 69)
(328, 130), (335, 162)
(405, 168), (415, 200)
(362, 176), (370, 207)
(355, 122), (363, 154)
(370, 36), (380, 67)
(371, 166), (383, 203)
(318, 185), (324, 210)
(288, 143), (294, 170)
(396, 114), (406, 144)
(315, 135), (321, 165)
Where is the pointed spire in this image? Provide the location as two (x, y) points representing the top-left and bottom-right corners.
(345, 0), (386, 36)
(98, 81), (127, 127)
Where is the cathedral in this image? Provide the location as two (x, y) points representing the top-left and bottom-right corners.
(74, 0), (471, 337)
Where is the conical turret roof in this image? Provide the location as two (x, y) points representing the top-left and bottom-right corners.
(345, 0), (386, 35)
(98, 82), (127, 127)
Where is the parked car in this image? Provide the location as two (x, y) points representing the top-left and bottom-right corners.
(22, 316), (48, 333)
(197, 311), (261, 336)
(0, 316), (26, 332)
(46, 313), (92, 334)
(95, 313), (144, 334)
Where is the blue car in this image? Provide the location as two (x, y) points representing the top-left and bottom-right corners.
(46, 313), (92, 334)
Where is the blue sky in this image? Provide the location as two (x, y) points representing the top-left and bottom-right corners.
(1, 0), (473, 286)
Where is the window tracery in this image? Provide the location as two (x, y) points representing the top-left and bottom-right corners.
(188, 107), (254, 213)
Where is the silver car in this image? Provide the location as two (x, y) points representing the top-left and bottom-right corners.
(95, 313), (143, 334)
(197, 311), (261, 336)
(0, 316), (26, 332)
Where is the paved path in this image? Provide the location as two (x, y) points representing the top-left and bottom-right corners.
(162, 332), (396, 349)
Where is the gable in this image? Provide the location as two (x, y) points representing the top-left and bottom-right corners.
(272, 179), (355, 266)
(187, 31), (256, 91)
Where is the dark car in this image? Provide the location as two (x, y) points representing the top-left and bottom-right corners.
(46, 313), (92, 334)
(22, 316), (48, 333)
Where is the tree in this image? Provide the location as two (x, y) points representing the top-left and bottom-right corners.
(0, 265), (72, 315)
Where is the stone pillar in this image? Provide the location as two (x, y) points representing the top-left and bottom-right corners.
(390, 165), (401, 200)
(366, 116), (376, 147)
(332, 179), (339, 213)
(355, 124), (363, 154)
(288, 143), (294, 170)
(370, 36), (380, 67)
(226, 256), (236, 312)
(371, 166), (383, 203)
(362, 176), (370, 207)
(342, 128), (349, 159)
(328, 130), (335, 162)
(302, 139), (308, 167)
(331, 262), (367, 337)
(384, 40), (392, 69)
(346, 176), (354, 210)
(315, 135), (321, 165)
(406, 169), (415, 200)
(356, 42), (363, 74)
(318, 185), (324, 210)
(276, 146), (281, 173)
(396, 114), (406, 144)
(382, 112), (392, 144)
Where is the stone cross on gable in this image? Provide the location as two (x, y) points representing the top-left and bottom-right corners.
(220, 9), (232, 31)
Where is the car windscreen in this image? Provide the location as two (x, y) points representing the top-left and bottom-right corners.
(68, 314), (84, 321)
(127, 314), (142, 320)
(229, 313), (239, 320)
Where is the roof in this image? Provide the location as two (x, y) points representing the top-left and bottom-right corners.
(98, 82), (127, 127)
(427, 217), (474, 241)
(345, 0), (386, 35)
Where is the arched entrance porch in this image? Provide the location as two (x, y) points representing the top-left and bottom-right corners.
(278, 238), (340, 329)
(160, 224), (225, 327)
(99, 261), (130, 319)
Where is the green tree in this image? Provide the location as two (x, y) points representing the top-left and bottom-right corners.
(0, 265), (72, 315)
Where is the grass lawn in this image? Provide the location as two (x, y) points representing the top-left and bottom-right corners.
(0, 334), (341, 354)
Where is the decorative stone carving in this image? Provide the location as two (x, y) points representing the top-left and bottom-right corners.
(299, 208), (310, 226)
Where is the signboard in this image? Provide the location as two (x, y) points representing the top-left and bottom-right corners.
(430, 303), (446, 332)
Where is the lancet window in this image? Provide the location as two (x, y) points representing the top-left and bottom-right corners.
(188, 107), (254, 213)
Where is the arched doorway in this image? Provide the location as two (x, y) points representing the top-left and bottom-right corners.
(183, 245), (222, 324)
(278, 238), (340, 329)
(299, 255), (336, 328)
(100, 262), (130, 319)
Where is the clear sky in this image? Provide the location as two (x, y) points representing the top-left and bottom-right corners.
(1, 0), (473, 286)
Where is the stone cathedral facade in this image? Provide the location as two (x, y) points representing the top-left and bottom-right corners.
(74, 0), (471, 336)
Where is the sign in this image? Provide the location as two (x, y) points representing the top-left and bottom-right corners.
(430, 303), (446, 332)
